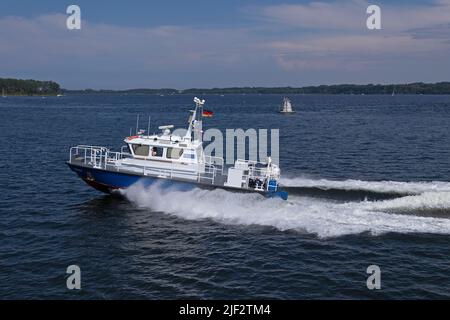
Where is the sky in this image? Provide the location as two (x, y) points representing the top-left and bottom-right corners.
(0, 0), (449, 89)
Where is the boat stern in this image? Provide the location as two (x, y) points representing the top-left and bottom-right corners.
(266, 190), (289, 201)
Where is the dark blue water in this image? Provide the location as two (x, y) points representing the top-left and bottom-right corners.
(1, 94), (450, 299)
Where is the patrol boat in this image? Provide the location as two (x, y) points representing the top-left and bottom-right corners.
(67, 97), (288, 200)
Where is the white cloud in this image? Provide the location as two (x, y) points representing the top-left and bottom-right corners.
(0, 14), (265, 87)
(257, 0), (366, 30)
(257, 0), (450, 32)
(255, 0), (450, 71)
(0, 1), (449, 87)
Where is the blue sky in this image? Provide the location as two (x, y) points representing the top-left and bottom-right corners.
(0, 0), (449, 89)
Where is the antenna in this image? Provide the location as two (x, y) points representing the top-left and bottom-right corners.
(147, 116), (151, 139)
(136, 114), (140, 135)
(185, 97), (206, 143)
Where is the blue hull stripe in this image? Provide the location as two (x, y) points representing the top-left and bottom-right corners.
(67, 163), (288, 200)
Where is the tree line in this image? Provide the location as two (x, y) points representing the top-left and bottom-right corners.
(0, 78), (60, 95)
(2, 78), (450, 95)
(181, 82), (450, 95)
(65, 82), (450, 95)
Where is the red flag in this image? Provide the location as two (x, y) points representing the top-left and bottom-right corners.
(202, 110), (213, 117)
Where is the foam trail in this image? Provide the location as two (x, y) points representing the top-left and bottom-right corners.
(122, 182), (450, 238)
(361, 192), (450, 212)
(280, 177), (450, 195)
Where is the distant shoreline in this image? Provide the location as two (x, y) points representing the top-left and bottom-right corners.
(63, 82), (450, 95)
(1, 93), (61, 97)
(2, 77), (450, 95)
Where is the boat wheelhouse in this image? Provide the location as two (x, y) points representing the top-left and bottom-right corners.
(68, 97), (288, 200)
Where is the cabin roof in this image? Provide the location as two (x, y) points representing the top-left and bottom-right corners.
(124, 134), (201, 149)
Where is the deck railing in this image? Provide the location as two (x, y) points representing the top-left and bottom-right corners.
(204, 155), (224, 174)
(69, 145), (131, 169)
(69, 145), (224, 185)
(233, 159), (280, 191)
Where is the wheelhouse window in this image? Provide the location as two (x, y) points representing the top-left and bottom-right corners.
(151, 146), (164, 157)
(183, 151), (196, 160)
(132, 144), (149, 157)
(167, 148), (184, 159)
(125, 144), (132, 154)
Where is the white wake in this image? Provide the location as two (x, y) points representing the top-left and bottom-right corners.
(122, 180), (450, 238)
(280, 176), (450, 195)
